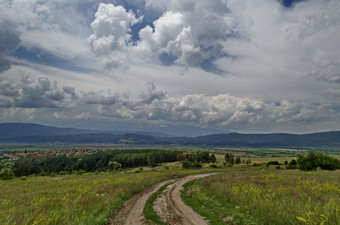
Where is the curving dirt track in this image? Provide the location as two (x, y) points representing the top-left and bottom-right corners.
(108, 179), (175, 225)
(108, 173), (215, 225)
(154, 173), (215, 225)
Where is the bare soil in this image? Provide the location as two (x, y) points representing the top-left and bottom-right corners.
(108, 173), (215, 225)
(107, 179), (175, 225)
(154, 174), (215, 225)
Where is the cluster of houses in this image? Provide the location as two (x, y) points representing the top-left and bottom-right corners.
(1, 149), (98, 161)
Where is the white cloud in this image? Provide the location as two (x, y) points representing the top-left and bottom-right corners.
(1, 0), (339, 133)
(21, 30), (90, 59)
(88, 3), (142, 68)
(95, 83), (335, 130)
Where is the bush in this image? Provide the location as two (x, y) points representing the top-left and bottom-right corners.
(59, 171), (67, 175)
(76, 169), (85, 175)
(297, 151), (340, 171)
(108, 161), (122, 171)
(267, 161), (280, 165)
(193, 162), (202, 168)
(286, 159), (298, 169)
(286, 164), (298, 169)
(182, 161), (202, 168)
(0, 170), (15, 180)
(319, 158), (340, 170)
(19, 176), (28, 181)
(182, 161), (191, 169)
(209, 164), (218, 168)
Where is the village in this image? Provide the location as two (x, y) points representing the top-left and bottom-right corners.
(0, 149), (98, 162)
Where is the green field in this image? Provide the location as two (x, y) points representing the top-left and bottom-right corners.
(1, 146), (340, 225)
(0, 166), (220, 225)
(183, 169), (340, 225)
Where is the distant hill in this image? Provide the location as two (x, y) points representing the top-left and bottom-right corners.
(3, 133), (159, 145)
(177, 132), (340, 147)
(0, 123), (95, 140)
(0, 123), (339, 147)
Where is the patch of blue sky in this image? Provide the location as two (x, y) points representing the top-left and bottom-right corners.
(158, 53), (177, 66)
(114, 0), (162, 43)
(279, 0), (307, 7)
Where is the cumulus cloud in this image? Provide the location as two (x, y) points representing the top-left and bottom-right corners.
(83, 90), (120, 105)
(136, 0), (232, 66)
(0, 76), (77, 108)
(94, 83), (335, 129)
(88, 3), (142, 68)
(139, 82), (167, 104)
(87, 0), (232, 69)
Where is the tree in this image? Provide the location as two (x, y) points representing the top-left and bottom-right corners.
(235, 156), (241, 164)
(225, 153), (235, 165)
(296, 151), (340, 171)
(108, 161), (122, 171)
(210, 154), (217, 163)
(177, 153), (186, 161)
(286, 159), (298, 169)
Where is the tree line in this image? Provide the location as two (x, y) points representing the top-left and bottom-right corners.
(12, 149), (181, 177)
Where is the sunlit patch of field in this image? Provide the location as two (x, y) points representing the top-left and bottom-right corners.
(0, 168), (219, 225)
(184, 169), (340, 225)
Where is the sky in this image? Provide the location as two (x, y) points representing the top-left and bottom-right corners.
(0, 0), (339, 136)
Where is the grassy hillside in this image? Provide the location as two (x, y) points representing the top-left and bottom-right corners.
(183, 169), (340, 225)
(0, 167), (218, 225)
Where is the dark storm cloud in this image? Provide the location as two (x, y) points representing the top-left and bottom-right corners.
(0, 20), (21, 73)
(0, 76), (76, 108)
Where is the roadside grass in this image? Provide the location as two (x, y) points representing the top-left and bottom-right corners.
(144, 182), (174, 225)
(182, 180), (227, 225)
(0, 167), (221, 225)
(183, 169), (340, 225)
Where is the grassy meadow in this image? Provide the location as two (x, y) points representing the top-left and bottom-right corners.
(0, 167), (219, 225)
(1, 146), (340, 225)
(183, 169), (340, 225)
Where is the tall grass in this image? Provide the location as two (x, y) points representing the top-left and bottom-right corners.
(0, 168), (219, 225)
(185, 170), (340, 224)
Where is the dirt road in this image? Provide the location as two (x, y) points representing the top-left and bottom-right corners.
(154, 174), (214, 225)
(108, 173), (215, 225)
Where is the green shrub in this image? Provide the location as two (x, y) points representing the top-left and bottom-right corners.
(182, 161), (202, 168)
(107, 161), (122, 171)
(59, 171), (67, 175)
(182, 161), (191, 168)
(267, 161), (280, 165)
(286, 159), (298, 169)
(194, 162), (202, 168)
(0, 170), (15, 180)
(19, 176), (28, 181)
(297, 151), (340, 171)
(76, 169), (85, 175)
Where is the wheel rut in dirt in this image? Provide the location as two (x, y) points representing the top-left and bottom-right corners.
(108, 173), (215, 225)
(154, 173), (215, 225)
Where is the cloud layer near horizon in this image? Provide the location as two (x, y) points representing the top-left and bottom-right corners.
(0, 0), (339, 133)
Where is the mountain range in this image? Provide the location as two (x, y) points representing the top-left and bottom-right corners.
(0, 123), (339, 148)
